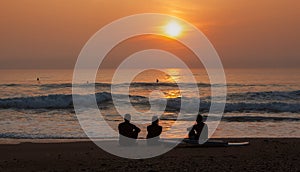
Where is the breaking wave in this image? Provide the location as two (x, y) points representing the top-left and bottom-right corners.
(0, 90), (299, 113)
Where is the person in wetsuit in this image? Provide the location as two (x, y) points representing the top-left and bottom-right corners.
(118, 114), (141, 146)
(146, 116), (162, 145)
(188, 114), (208, 141)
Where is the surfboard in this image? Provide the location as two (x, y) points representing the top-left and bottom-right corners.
(227, 141), (250, 146)
(160, 139), (249, 147)
(183, 139), (249, 147)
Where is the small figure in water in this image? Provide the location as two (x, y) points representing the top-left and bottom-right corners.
(156, 79), (159, 83)
(187, 114), (208, 141)
(147, 116), (162, 145)
(36, 77), (40, 84)
(118, 114), (141, 146)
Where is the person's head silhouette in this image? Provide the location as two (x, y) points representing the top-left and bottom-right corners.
(124, 114), (131, 122)
(196, 114), (203, 124)
(152, 116), (159, 124)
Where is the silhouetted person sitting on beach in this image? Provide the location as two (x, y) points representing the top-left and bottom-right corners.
(147, 116), (162, 145)
(187, 114), (208, 141)
(118, 114), (141, 146)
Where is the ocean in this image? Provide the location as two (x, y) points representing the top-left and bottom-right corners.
(0, 68), (299, 140)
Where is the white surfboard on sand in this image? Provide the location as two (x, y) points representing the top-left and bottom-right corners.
(160, 139), (249, 147)
(227, 141), (250, 146)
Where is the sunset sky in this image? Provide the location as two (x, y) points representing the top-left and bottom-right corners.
(0, 0), (299, 69)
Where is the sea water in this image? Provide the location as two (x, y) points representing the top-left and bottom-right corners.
(0, 68), (299, 139)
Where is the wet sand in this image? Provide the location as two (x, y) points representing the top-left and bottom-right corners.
(0, 138), (299, 172)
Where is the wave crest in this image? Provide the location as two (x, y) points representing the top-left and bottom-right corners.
(0, 90), (299, 113)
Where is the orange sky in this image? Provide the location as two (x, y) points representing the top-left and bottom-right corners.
(0, 0), (299, 69)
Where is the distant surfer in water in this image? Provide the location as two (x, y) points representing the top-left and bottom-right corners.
(187, 114), (208, 141)
(146, 116), (162, 145)
(36, 77), (40, 84)
(156, 79), (159, 83)
(118, 114), (141, 146)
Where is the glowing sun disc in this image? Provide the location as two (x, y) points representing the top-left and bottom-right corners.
(165, 21), (182, 37)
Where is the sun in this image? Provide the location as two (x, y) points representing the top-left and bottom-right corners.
(164, 21), (182, 37)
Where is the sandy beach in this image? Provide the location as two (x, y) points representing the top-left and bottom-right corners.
(1, 0), (300, 171)
(0, 138), (299, 172)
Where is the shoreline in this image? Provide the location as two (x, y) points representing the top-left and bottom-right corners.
(1, 137), (300, 144)
(0, 138), (299, 171)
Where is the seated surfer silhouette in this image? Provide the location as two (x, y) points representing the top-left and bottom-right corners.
(118, 114), (141, 146)
(187, 114), (208, 142)
(146, 116), (162, 145)
(156, 79), (159, 83)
